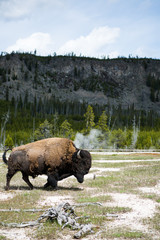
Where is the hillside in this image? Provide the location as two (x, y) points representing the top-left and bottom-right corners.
(0, 52), (160, 115)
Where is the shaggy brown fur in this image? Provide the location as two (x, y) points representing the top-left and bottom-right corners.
(12, 138), (76, 173)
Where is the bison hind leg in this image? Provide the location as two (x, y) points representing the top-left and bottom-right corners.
(44, 175), (57, 190)
(22, 172), (33, 190)
(5, 170), (17, 190)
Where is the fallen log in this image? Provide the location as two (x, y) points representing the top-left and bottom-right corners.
(0, 208), (43, 212)
(0, 202), (102, 212)
(0, 202), (98, 239)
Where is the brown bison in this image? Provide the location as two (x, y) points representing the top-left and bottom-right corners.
(3, 138), (92, 190)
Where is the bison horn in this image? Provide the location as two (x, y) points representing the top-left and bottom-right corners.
(77, 150), (81, 159)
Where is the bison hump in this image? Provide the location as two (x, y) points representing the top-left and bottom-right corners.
(44, 138), (76, 168)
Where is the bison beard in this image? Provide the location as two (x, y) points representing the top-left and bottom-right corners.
(3, 138), (92, 190)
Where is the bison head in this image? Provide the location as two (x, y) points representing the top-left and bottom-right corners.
(72, 149), (92, 183)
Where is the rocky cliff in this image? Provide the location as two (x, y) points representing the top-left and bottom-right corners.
(0, 53), (160, 114)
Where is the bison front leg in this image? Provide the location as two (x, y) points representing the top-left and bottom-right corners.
(22, 172), (33, 190)
(44, 175), (57, 189)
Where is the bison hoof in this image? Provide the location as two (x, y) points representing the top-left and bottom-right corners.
(44, 182), (50, 188)
(5, 186), (9, 191)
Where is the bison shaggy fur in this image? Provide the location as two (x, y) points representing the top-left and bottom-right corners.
(3, 138), (92, 190)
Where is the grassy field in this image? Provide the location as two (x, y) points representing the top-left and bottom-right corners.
(0, 152), (160, 239)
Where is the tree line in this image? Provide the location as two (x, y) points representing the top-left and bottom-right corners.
(3, 104), (160, 150)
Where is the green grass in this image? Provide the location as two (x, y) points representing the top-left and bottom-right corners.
(86, 161), (160, 194)
(93, 161), (159, 169)
(35, 220), (62, 240)
(0, 211), (40, 224)
(100, 227), (147, 239)
(76, 195), (112, 203)
(142, 193), (160, 203)
(76, 205), (131, 225)
(144, 206), (160, 232)
(113, 230), (145, 238)
(0, 191), (42, 209)
(91, 153), (160, 161)
(0, 236), (7, 240)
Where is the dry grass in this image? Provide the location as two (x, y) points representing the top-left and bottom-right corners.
(0, 152), (160, 239)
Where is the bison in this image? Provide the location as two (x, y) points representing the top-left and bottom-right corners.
(3, 138), (92, 190)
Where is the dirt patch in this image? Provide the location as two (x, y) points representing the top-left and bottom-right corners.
(38, 195), (74, 207)
(0, 191), (15, 201)
(0, 228), (32, 240)
(139, 180), (160, 195)
(105, 193), (160, 238)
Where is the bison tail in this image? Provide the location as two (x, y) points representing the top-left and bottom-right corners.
(2, 149), (11, 165)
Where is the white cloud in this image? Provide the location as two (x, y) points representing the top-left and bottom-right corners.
(0, 0), (62, 20)
(0, 0), (36, 20)
(57, 26), (120, 57)
(6, 32), (53, 55)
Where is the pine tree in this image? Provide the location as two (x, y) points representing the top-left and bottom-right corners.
(34, 120), (53, 140)
(60, 120), (73, 138)
(5, 134), (14, 148)
(84, 105), (95, 133)
(97, 111), (108, 132)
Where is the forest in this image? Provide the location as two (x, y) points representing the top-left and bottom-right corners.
(1, 98), (160, 150)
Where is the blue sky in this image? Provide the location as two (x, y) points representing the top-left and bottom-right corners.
(0, 0), (160, 58)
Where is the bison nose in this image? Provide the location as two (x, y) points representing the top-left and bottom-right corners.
(78, 178), (84, 183)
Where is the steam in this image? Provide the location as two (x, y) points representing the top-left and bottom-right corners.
(131, 115), (139, 148)
(74, 129), (104, 149)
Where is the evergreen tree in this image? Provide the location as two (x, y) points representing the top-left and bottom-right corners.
(136, 131), (152, 149)
(84, 105), (95, 133)
(34, 119), (53, 140)
(109, 129), (126, 149)
(60, 120), (73, 138)
(97, 111), (108, 132)
(5, 134), (14, 148)
(96, 111), (109, 146)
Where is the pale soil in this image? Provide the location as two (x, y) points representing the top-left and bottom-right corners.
(0, 192), (15, 201)
(139, 180), (160, 195)
(37, 194), (75, 207)
(0, 228), (32, 240)
(106, 193), (160, 238)
(0, 155), (160, 239)
(94, 159), (160, 163)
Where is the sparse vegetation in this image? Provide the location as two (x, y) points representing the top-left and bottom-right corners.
(101, 228), (146, 239)
(0, 152), (160, 239)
